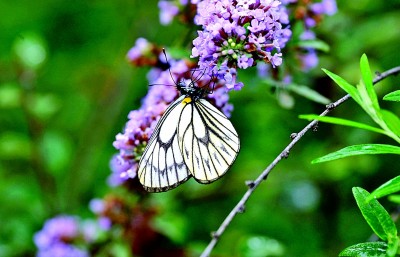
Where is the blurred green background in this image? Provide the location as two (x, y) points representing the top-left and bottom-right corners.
(1, 0), (400, 256)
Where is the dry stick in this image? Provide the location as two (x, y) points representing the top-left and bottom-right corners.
(200, 66), (400, 257)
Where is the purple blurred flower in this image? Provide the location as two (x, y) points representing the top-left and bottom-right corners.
(300, 30), (316, 41)
(158, 0), (199, 25)
(98, 217), (112, 231)
(34, 216), (79, 249)
(34, 216), (90, 257)
(192, 0), (291, 90)
(127, 38), (152, 61)
(88, 199), (113, 230)
(37, 243), (88, 257)
(159, 1), (180, 25)
(126, 38), (169, 70)
(89, 198), (105, 214)
(297, 30), (319, 70)
(311, 0), (337, 16)
(299, 49), (319, 70)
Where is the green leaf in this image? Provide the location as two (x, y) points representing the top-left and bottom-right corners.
(357, 80), (382, 124)
(383, 90), (400, 102)
(339, 242), (387, 257)
(312, 144), (400, 163)
(287, 85), (331, 104)
(367, 176), (400, 201)
(322, 69), (362, 105)
(352, 187), (397, 241)
(381, 109), (400, 137)
(359, 54), (377, 110)
(299, 114), (387, 135)
(388, 194), (400, 204)
(297, 40), (330, 52)
(261, 79), (331, 105)
(387, 236), (399, 257)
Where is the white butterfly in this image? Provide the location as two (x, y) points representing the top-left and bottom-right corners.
(138, 77), (240, 192)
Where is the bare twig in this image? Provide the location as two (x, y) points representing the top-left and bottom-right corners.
(200, 66), (400, 257)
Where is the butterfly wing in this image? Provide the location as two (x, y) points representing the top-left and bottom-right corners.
(138, 95), (191, 192)
(178, 98), (240, 183)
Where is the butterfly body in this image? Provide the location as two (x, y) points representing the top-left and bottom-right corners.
(138, 81), (240, 192)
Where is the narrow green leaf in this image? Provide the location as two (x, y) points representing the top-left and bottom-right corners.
(299, 114), (387, 135)
(357, 80), (382, 124)
(261, 79), (331, 105)
(387, 236), (399, 257)
(383, 90), (400, 102)
(360, 54), (378, 111)
(367, 176), (400, 201)
(312, 144), (400, 163)
(388, 194), (400, 204)
(339, 242), (387, 257)
(353, 187), (397, 241)
(322, 69), (363, 105)
(287, 85), (331, 104)
(381, 109), (400, 137)
(297, 40), (330, 52)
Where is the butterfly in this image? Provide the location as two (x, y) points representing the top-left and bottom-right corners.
(137, 67), (240, 192)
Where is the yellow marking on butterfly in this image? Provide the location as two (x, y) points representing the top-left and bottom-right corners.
(182, 97), (192, 104)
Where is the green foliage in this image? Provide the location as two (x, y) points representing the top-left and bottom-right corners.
(302, 55), (400, 256)
(368, 176), (400, 201)
(301, 54), (400, 164)
(339, 185), (399, 257)
(352, 187), (396, 242)
(383, 91), (400, 102)
(296, 39), (330, 52)
(339, 242), (387, 257)
(264, 79), (331, 105)
(311, 144), (400, 163)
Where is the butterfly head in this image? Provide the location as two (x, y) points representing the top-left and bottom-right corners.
(176, 79), (208, 102)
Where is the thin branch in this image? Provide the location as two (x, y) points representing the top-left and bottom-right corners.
(200, 66), (400, 257)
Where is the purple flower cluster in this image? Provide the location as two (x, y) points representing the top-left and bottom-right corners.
(111, 56), (233, 186)
(191, 0), (292, 89)
(34, 216), (89, 257)
(109, 102), (167, 186)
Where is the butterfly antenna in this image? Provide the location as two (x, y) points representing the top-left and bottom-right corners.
(148, 83), (176, 87)
(191, 67), (208, 84)
(162, 48), (179, 87)
(206, 71), (216, 94)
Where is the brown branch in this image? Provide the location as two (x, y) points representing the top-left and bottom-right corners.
(200, 66), (400, 257)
